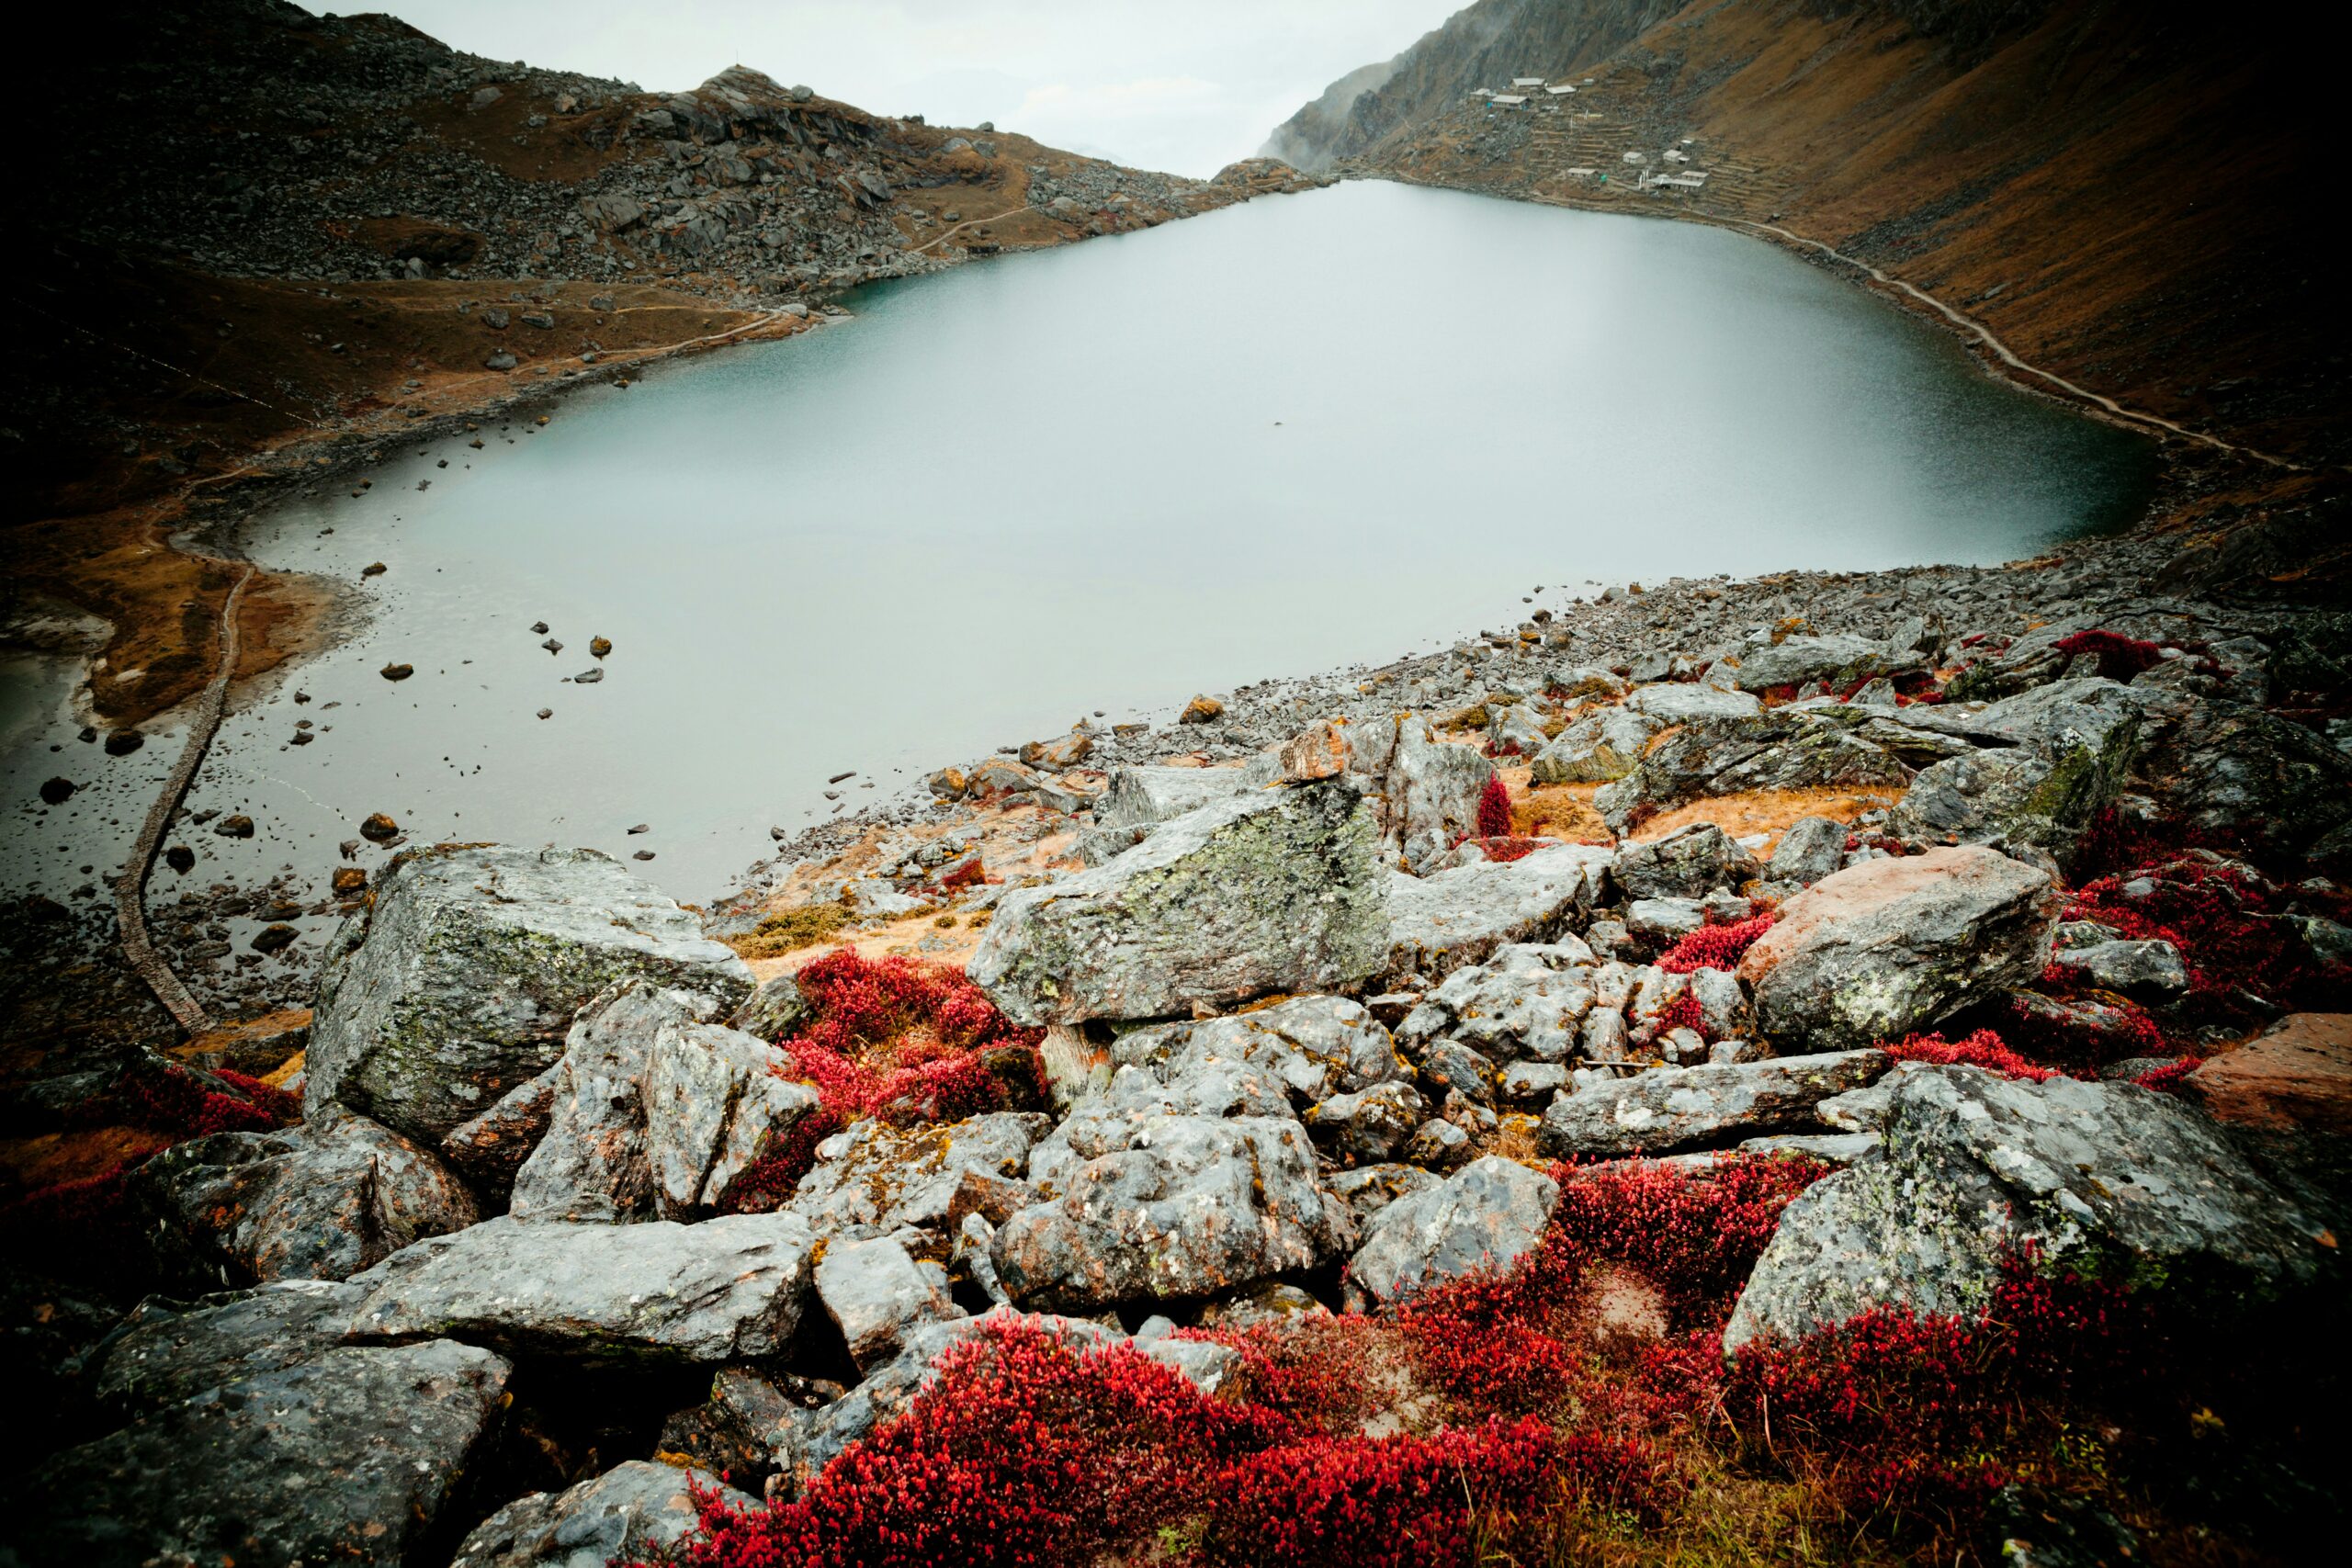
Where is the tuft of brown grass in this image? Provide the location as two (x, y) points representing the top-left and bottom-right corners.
(1513, 782), (1612, 842)
(1629, 789), (1895, 855)
(728, 901), (852, 960)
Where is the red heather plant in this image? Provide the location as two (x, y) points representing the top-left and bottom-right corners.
(641, 1319), (1285, 1568)
(2051, 627), (2164, 682)
(109, 1059), (295, 1139)
(1476, 775), (1514, 840)
(2063, 852), (2347, 1021)
(1655, 911), (1774, 975)
(1881, 1028), (2060, 1083)
(1645, 989), (1707, 1041)
(1716, 1265), (2143, 1524)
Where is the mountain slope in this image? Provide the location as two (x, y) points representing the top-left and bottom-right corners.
(1268, 0), (2343, 473)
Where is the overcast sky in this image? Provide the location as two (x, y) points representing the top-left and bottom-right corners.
(352, 1), (1462, 177)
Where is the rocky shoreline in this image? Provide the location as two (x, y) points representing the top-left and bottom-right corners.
(6, 500), (2346, 1562)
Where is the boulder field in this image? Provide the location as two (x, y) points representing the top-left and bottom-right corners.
(6, 560), (2347, 1564)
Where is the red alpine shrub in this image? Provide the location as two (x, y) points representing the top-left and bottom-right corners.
(111, 1059), (294, 1139)
(780, 948), (1044, 1127)
(1644, 988), (1707, 1041)
(1476, 775), (1514, 840)
(1881, 1028), (2060, 1083)
(713, 1105), (843, 1214)
(2052, 628), (2164, 682)
(1656, 911), (1774, 974)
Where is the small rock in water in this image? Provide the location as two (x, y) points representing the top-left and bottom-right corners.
(628, 823), (650, 835)
(537, 707), (553, 720)
(590, 637), (613, 659)
(360, 812), (400, 842)
(829, 771), (855, 784)
(333, 867), (368, 897)
(290, 731), (315, 746)
(40, 777), (76, 805)
(573, 668), (605, 684)
(362, 562), (387, 578)
(77, 726), (96, 743)
(251, 923), (300, 953)
(380, 663), (414, 682)
(632, 850), (655, 861)
(216, 814), (256, 839)
(293, 691), (311, 705)
(531, 621), (549, 634)
(164, 845), (196, 873)
(104, 729), (145, 756)
(1179, 694), (1224, 725)
(541, 637), (562, 654)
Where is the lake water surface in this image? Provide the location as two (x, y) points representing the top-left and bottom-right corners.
(3, 180), (2152, 904)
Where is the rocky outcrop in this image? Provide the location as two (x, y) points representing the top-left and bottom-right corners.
(306, 846), (752, 1145)
(993, 1109), (1353, 1310)
(6, 1339), (511, 1568)
(646, 1021), (822, 1220)
(814, 1235), (965, 1370)
(2188, 1013), (2352, 1136)
(786, 1111), (1050, 1235)
(1737, 847), (2057, 1050)
(1535, 1050), (1889, 1157)
(1345, 1155), (1559, 1308)
(1346, 713), (1498, 873)
(93, 1280), (369, 1416)
(346, 1213), (819, 1365)
(451, 1461), (752, 1568)
(969, 780), (1387, 1024)
(1383, 845), (1611, 981)
(133, 1108), (479, 1286)
(1724, 1066), (2332, 1349)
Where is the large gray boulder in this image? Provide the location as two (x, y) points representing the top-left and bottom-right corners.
(1108, 995), (1409, 1114)
(1891, 679), (2153, 857)
(93, 1280), (369, 1416)
(441, 1066), (560, 1198)
(507, 983), (722, 1223)
(786, 1111), (1050, 1235)
(646, 1021), (822, 1219)
(5, 1339), (510, 1568)
(133, 1108), (479, 1286)
(1724, 1066), (2334, 1351)
(306, 846), (752, 1144)
(993, 1109), (1353, 1310)
(1529, 706), (1655, 784)
(1383, 845), (1611, 982)
(1398, 941), (1598, 1065)
(1725, 633), (1894, 692)
(1345, 1156), (1559, 1308)
(813, 1234), (964, 1370)
(451, 1461), (751, 1568)
(1613, 822), (1747, 900)
(1596, 711), (1909, 833)
(1623, 682), (1762, 723)
(1346, 713), (1497, 873)
(969, 779), (1386, 1025)
(1737, 847), (2057, 1051)
(1080, 761), (1273, 864)
(2135, 696), (2352, 861)
(346, 1213), (818, 1366)
(1535, 1050), (1889, 1157)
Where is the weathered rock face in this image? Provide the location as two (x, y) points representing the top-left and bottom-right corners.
(1766, 816), (1849, 886)
(1535, 1050), (1889, 1157)
(1346, 714), (1498, 874)
(1724, 1066), (2332, 1350)
(994, 1110), (1353, 1310)
(1109, 996), (1409, 1114)
(1596, 710), (1910, 832)
(1614, 822), (1748, 900)
(1726, 633), (1901, 692)
(1399, 941), (1598, 1065)
(93, 1280), (369, 1416)
(1737, 847), (2057, 1051)
(2135, 697), (2352, 860)
(813, 1234), (964, 1370)
(306, 846), (752, 1144)
(441, 1066), (560, 1198)
(1305, 1080), (1428, 1161)
(2188, 1013), (2352, 1136)
(1623, 682), (1761, 723)
(347, 1213), (818, 1365)
(134, 1108), (480, 1286)
(451, 1460), (751, 1568)
(1530, 706), (1655, 784)
(646, 1021), (822, 1219)
(2047, 939), (2189, 1001)
(1891, 679), (2153, 857)
(786, 1111), (1050, 1235)
(6, 1339), (511, 1568)
(1383, 845), (1611, 982)
(1345, 1155), (1559, 1308)
(508, 984), (724, 1223)
(969, 780), (1386, 1025)
(1080, 761), (1273, 864)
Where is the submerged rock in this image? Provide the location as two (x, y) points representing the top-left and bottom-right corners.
(305, 845), (752, 1145)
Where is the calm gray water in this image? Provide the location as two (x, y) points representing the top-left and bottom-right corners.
(4, 181), (2150, 905)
